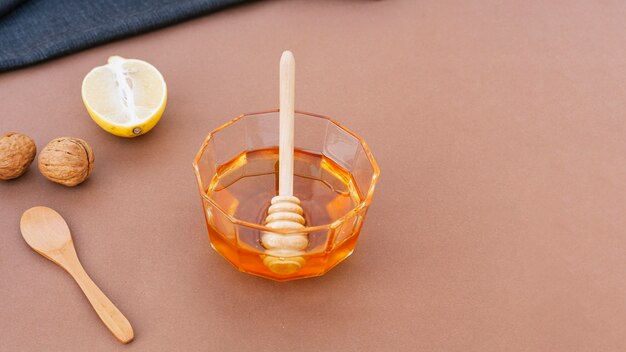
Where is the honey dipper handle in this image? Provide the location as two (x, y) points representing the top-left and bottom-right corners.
(279, 50), (296, 196)
(63, 252), (134, 344)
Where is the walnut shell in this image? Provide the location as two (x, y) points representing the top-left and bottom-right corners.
(38, 137), (94, 187)
(0, 132), (37, 180)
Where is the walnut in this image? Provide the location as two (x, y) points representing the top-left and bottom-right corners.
(0, 132), (37, 180)
(38, 137), (94, 187)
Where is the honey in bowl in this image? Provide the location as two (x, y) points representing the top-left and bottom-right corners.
(206, 147), (363, 280)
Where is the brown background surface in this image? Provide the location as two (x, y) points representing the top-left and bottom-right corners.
(1, 0), (626, 351)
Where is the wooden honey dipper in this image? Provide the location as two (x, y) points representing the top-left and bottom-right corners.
(261, 51), (308, 274)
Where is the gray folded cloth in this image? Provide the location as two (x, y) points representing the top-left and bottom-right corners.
(0, 0), (23, 17)
(0, 0), (247, 72)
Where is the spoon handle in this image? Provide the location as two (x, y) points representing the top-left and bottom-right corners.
(64, 255), (134, 344)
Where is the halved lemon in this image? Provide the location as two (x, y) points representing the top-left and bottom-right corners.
(81, 56), (167, 137)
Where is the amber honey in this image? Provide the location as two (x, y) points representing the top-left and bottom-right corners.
(204, 147), (365, 280)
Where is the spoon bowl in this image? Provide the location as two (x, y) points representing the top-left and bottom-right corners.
(21, 206), (74, 262)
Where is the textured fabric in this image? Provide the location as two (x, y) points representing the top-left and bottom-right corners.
(0, 0), (25, 18)
(0, 0), (246, 71)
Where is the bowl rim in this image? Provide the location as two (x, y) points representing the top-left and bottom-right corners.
(192, 109), (380, 234)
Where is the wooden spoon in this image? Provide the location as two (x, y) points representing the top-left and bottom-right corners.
(20, 206), (134, 344)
